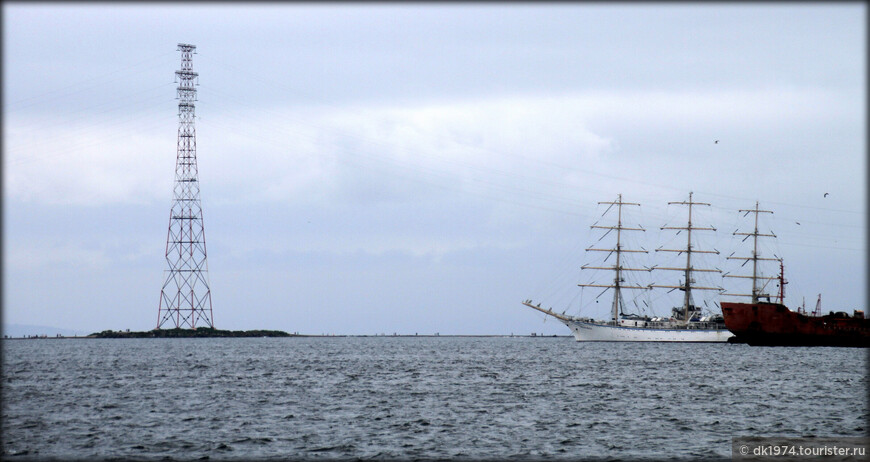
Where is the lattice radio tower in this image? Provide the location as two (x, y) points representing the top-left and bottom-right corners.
(157, 43), (214, 329)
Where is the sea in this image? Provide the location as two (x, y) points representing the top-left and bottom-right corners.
(2, 336), (867, 461)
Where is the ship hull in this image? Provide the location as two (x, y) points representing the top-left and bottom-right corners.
(564, 319), (734, 342)
(721, 302), (870, 347)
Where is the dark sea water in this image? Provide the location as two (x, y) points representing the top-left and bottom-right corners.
(2, 337), (867, 460)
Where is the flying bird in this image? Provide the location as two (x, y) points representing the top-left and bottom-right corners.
(714, 140), (719, 144)
(824, 192), (829, 198)
(795, 222), (801, 225)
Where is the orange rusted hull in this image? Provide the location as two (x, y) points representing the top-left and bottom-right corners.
(721, 302), (870, 347)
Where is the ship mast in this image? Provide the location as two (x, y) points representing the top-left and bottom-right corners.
(649, 192), (722, 323)
(722, 201), (780, 303)
(778, 260), (787, 303)
(579, 194), (648, 323)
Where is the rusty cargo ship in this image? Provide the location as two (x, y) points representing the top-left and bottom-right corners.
(721, 300), (870, 347)
(719, 202), (868, 347)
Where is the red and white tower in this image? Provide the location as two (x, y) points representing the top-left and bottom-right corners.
(157, 44), (214, 329)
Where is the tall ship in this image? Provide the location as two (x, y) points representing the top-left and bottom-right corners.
(719, 202), (869, 347)
(523, 193), (734, 342)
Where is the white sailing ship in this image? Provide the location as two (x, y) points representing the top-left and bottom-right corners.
(523, 193), (734, 342)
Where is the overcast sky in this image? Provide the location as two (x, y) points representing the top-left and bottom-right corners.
(3, 3), (865, 336)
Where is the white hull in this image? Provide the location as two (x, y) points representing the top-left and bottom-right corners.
(565, 319), (734, 342)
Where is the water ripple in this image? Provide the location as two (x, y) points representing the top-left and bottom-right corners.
(2, 337), (866, 460)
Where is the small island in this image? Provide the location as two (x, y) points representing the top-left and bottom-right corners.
(90, 327), (294, 338)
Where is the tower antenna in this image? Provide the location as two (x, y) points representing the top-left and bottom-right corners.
(157, 44), (214, 329)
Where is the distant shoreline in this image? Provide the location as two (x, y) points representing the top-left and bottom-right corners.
(4, 332), (568, 340)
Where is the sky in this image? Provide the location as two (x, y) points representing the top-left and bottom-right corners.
(3, 3), (866, 336)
